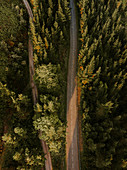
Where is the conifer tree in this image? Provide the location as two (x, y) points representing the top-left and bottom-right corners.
(0, 0), (70, 169)
(78, 0), (127, 169)
(29, 0), (70, 169)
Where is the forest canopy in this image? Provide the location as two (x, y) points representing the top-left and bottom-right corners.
(0, 0), (127, 169)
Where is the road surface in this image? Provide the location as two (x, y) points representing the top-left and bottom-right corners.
(23, 1), (52, 169)
(66, 0), (79, 169)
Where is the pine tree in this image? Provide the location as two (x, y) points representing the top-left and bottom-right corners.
(29, 0), (70, 169)
(0, 0), (70, 169)
(78, 0), (127, 169)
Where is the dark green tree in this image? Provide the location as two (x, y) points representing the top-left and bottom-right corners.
(0, 0), (71, 169)
(29, 1), (70, 169)
(78, 0), (127, 169)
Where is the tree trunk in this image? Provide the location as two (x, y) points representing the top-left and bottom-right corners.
(23, 1), (53, 169)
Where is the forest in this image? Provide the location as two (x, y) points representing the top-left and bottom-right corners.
(0, 0), (127, 169)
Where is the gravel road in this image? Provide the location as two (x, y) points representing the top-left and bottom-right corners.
(66, 0), (79, 169)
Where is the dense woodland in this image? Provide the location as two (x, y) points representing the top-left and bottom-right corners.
(78, 0), (127, 169)
(0, 0), (70, 169)
(0, 0), (127, 169)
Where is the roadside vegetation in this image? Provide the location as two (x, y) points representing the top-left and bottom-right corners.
(0, 0), (70, 169)
(0, 0), (127, 169)
(77, 0), (127, 169)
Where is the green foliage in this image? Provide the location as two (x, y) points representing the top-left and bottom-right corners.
(35, 63), (62, 96)
(29, 1), (70, 168)
(0, 41), (9, 82)
(0, 81), (44, 169)
(11, 94), (31, 119)
(30, 0), (70, 64)
(0, 0), (70, 169)
(2, 131), (44, 169)
(40, 95), (60, 114)
(0, 1), (33, 169)
(0, 82), (13, 131)
(0, 2), (19, 41)
(78, 0), (127, 169)
(33, 114), (65, 155)
(0, 1), (28, 92)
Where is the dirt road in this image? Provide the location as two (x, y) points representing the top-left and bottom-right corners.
(23, 1), (52, 169)
(66, 0), (79, 169)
